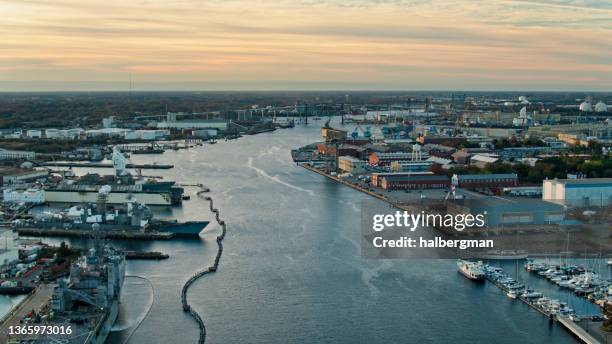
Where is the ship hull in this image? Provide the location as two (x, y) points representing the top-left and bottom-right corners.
(86, 299), (119, 344)
(159, 221), (209, 236)
(458, 269), (485, 281)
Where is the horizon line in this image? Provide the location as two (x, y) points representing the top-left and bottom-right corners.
(1, 89), (611, 94)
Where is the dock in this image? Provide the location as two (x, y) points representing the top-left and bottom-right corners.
(300, 164), (428, 216)
(301, 164), (390, 202)
(486, 274), (555, 319)
(557, 316), (602, 344)
(125, 251), (170, 260)
(42, 162), (174, 169)
(15, 228), (175, 240)
(0, 284), (55, 343)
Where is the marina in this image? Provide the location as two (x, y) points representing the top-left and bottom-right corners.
(463, 258), (611, 344)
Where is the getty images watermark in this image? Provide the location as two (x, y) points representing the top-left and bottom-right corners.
(361, 200), (494, 259)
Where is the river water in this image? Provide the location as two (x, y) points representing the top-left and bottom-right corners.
(8, 118), (594, 343)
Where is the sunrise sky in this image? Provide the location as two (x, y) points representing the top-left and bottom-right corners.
(1, 0), (611, 91)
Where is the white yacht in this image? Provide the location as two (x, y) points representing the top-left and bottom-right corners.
(457, 260), (486, 281)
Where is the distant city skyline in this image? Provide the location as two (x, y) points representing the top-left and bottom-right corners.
(1, 0), (611, 91)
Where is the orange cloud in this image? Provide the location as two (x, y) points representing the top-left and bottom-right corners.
(0, 0), (610, 90)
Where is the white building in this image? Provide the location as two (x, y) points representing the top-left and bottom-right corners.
(124, 130), (168, 140)
(0, 231), (19, 272)
(543, 178), (612, 207)
(3, 189), (45, 204)
(45, 128), (84, 140)
(366, 110), (438, 121)
(85, 128), (131, 138)
(0, 149), (36, 160)
(102, 116), (115, 128)
(470, 154), (499, 168)
(157, 120), (227, 130)
(26, 130), (42, 138)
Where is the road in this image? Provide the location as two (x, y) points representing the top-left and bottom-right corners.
(0, 283), (55, 343)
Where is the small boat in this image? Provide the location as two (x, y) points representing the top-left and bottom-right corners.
(457, 260), (486, 281)
(507, 290), (518, 299)
(522, 290), (543, 298)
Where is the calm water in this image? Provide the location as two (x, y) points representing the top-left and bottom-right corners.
(15, 118), (590, 343)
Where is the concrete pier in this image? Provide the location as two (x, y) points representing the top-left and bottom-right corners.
(557, 316), (602, 344)
(15, 228), (175, 240)
(0, 284), (55, 343)
(42, 162), (174, 169)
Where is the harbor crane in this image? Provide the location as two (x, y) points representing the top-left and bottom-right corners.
(350, 125), (371, 139)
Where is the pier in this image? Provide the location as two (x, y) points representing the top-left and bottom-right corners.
(557, 316), (602, 344)
(301, 164), (391, 203)
(42, 162), (174, 169)
(0, 284), (55, 343)
(180, 195), (227, 344)
(15, 228), (175, 240)
(486, 274), (555, 319)
(125, 251), (170, 260)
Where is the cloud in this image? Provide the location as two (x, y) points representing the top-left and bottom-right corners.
(0, 0), (610, 91)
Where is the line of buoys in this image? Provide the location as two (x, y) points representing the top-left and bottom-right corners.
(181, 196), (227, 344)
(195, 184), (211, 195)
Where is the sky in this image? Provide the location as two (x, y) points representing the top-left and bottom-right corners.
(0, 0), (611, 91)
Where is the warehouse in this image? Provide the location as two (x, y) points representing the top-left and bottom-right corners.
(447, 197), (565, 227)
(371, 173), (449, 190)
(0, 167), (49, 185)
(453, 174), (518, 189)
(3, 189), (45, 204)
(543, 178), (612, 207)
(0, 149), (35, 160)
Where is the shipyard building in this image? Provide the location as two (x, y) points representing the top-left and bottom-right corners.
(447, 197), (565, 227)
(543, 178), (612, 207)
(371, 173), (449, 190)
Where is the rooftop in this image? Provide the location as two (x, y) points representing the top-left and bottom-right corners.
(452, 196), (564, 211)
(456, 173), (517, 180)
(471, 154), (499, 163)
(0, 166), (43, 176)
(545, 178), (612, 185)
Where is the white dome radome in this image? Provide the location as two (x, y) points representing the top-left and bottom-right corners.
(579, 101), (592, 112)
(594, 101), (607, 112)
